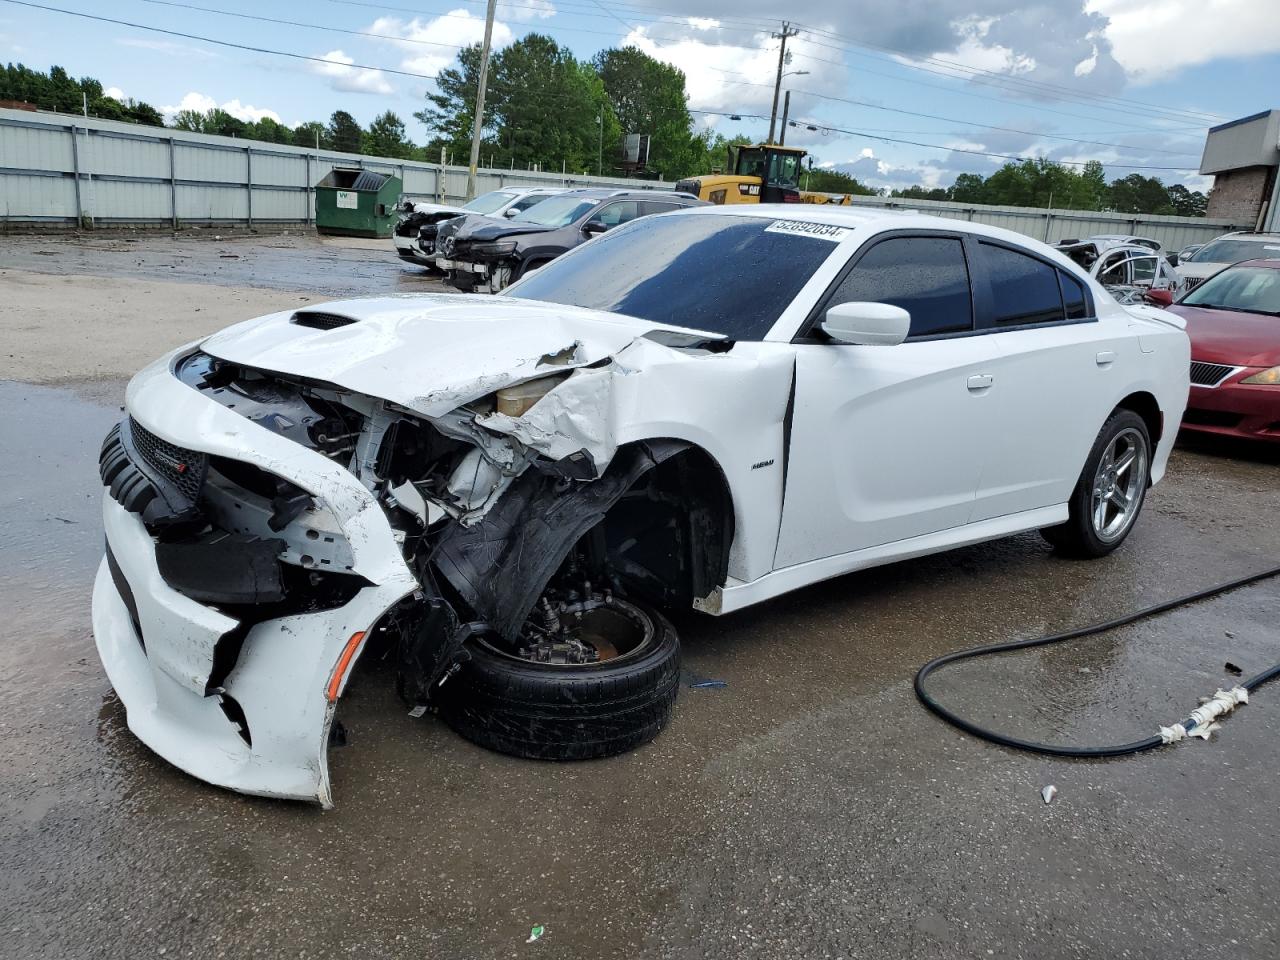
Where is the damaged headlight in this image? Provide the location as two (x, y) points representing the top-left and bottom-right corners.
(471, 240), (518, 257)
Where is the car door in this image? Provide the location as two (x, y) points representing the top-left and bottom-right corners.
(970, 239), (1129, 521)
(774, 232), (1002, 567)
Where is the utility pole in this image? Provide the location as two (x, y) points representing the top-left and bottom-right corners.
(767, 21), (799, 144)
(596, 114), (603, 177)
(779, 91), (791, 146)
(465, 0), (498, 199)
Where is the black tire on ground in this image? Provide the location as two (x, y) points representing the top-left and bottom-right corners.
(437, 599), (680, 760)
(1040, 408), (1151, 558)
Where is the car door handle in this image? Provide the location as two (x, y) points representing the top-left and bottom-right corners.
(1096, 351), (1117, 367)
(966, 374), (993, 392)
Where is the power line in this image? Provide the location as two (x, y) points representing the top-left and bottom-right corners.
(789, 24), (1224, 126)
(136, 0), (468, 51)
(2, 0), (440, 80)
(787, 116), (1199, 171)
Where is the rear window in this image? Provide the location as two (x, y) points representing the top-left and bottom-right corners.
(980, 242), (1066, 327)
(507, 214), (838, 340)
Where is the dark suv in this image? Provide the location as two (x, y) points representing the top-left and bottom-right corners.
(432, 188), (704, 293)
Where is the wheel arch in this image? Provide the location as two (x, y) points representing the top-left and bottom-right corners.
(603, 438), (737, 607)
(1114, 390), (1163, 448)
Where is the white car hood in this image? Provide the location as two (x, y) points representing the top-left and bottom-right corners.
(200, 294), (685, 417)
(1176, 261), (1227, 280)
(410, 201), (469, 217)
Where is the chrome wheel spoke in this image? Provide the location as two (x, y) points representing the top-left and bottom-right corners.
(1114, 448), (1137, 476)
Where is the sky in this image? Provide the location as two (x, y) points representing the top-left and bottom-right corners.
(2, 0), (1278, 192)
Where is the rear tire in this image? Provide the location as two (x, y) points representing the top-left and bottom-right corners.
(437, 598), (680, 760)
(1040, 409), (1151, 558)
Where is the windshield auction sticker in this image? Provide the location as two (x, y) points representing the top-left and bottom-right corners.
(764, 220), (853, 242)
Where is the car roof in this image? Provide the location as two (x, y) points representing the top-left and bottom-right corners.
(1228, 258), (1280, 268)
(1214, 232), (1280, 242)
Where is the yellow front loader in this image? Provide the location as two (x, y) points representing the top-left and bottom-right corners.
(675, 143), (853, 206)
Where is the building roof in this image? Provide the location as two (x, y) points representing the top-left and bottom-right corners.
(1199, 109), (1280, 175)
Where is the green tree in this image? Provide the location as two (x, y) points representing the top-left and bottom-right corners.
(172, 109), (206, 133)
(949, 172), (987, 203)
(418, 36), (619, 173)
(1166, 183), (1207, 217)
(363, 110), (413, 158)
(1107, 173), (1174, 215)
(327, 110), (363, 154)
(0, 62), (163, 126)
(248, 116), (294, 144)
(593, 46), (699, 180)
(692, 131), (753, 175)
(292, 121), (328, 149)
(806, 167), (878, 196)
(890, 185), (949, 201)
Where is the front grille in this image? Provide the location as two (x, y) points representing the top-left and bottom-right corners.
(1189, 360), (1236, 387)
(292, 311), (356, 330)
(129, 418), (206, 500)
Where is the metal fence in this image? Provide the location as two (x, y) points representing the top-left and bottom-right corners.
(1, 107), (1248, 250)
(827, 193), (1248, 254)
(0, 108), (668, 228)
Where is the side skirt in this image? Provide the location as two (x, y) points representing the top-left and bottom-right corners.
(697, 504), (1068, 615)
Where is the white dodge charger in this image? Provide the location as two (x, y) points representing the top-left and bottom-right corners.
(94, 206), (1190, 804)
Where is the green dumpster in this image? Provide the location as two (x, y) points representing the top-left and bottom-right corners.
(314, 168), (402, 238)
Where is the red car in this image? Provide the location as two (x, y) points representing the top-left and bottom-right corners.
(1168, 259), (1280, 442)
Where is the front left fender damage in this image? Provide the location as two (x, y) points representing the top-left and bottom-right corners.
(94, 314), (777, 804)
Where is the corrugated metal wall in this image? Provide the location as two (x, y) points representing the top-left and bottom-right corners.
(2, 107), (1247, 248)
(0, 109), (671, 228)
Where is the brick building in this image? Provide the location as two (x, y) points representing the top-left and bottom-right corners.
(1200, 110), (1280, 231)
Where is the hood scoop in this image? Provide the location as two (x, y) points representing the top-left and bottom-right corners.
(292, 310), (357, 331)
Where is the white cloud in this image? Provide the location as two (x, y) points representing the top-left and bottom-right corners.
(103, 86), (125, 101)
(1086, 0), (1280, 81)
(311, 49), (396, 95)
(116, 37), (216, 59)
(366, 13), (516, 79)
(159, 92), (282, 124)
(620, 24), (846, 115)
(687, 17), (719, 31)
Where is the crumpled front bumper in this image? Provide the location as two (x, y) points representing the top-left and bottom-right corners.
(92, 349), (418, 805)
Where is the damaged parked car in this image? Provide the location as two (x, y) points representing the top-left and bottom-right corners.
(1056, 237), (1183, 304)
(392, 187), (564, 267)
(94, 207), (1190, 805)
(433, 187), (703, 292)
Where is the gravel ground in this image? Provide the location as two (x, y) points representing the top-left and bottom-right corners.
(1, 234), (1278, 960)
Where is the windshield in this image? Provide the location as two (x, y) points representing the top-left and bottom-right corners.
(1180, 265), (1280, 315)
(513, 195), (598, 227)
(506, 214), (841, 340)
(768, 152), (801, 186)
(1191, 238), (1280, 264)
(463, 190), (518, 215)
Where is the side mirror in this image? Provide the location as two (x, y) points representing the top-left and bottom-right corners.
(1144, 288), (1174, 307)
(820, 301), (911, 346)
(583, 219), (609, 236)
(504, 207), (519, 218)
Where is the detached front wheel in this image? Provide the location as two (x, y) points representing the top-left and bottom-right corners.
(1041, 409), (1151, 558)
(437, 597), (680, 760)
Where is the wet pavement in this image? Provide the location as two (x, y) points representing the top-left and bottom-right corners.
(2, 237), (1279, 958)
(0, 233), (444, 298)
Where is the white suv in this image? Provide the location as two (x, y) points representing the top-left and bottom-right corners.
(1177, 232), (1280, 292)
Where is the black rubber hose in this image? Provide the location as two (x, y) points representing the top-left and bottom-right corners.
(914, 563), (1280, 758)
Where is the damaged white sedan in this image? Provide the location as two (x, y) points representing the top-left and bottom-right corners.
(94, 207), (1190, 805)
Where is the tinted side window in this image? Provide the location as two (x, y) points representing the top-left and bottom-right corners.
(642, 201), (683, 215)
(1060, 271), (1089, 319)
(591, 201), (642, 228)
(511, 195), (545, 213)
(979, 242), (1065, 327)
(1130, 257), (1158, 283)
(828, 236), (973, 337)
